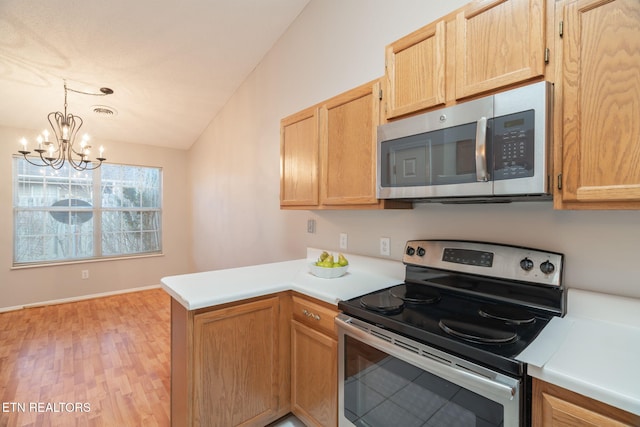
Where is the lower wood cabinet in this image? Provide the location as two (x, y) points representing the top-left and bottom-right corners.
(532, 378), (640, 426)
(290, 295), (338, 427)
(171, 292), (340, 427)
(171, 294), (291, 427)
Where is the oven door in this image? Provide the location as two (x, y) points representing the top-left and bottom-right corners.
(336, 315), (521, 427)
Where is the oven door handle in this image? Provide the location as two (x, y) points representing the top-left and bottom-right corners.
(336, 316), (518, 403)
(475, 116), (488, 182)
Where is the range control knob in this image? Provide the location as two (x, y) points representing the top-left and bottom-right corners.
(406, 246), (416, 256)
(540, 260), (555, 275)
(519, 257), (534, 271)
(416, 246), (426, 257)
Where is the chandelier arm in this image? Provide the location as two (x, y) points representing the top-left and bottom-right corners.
(67, 156), (88, 171)
(78, 160), (104, 171)
(43, 151), (66, 170)
(21, 153), (50, 167)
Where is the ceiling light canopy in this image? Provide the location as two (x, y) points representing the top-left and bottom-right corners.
(17, 81), (114, 171)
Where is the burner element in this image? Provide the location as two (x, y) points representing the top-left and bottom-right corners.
(439, 318), (518, 344)
(360, 293), (404, 314)
(479, 305), (536, 325)
(389, 284), (440, 304)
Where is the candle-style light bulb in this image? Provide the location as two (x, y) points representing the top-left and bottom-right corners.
(48, 144), (55, 157)
(36, 135), (43, 149)
(20, 138), (28, 150)
(42, 129), (49, 141)
(99, 146), (104, 157)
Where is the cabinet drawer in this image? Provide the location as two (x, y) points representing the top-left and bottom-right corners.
(292, 296), (338, 337)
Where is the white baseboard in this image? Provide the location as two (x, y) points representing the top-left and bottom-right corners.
(0, 284), (162, 313)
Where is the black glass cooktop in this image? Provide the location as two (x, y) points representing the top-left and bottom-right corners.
(338, 283), (553, 377)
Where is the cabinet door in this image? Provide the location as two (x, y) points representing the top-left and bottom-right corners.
(280, 107), (319, 207)
(532, 379), (640, 426)
(320, 80), (381, 206)
(193, 297), (281, 427)
(291, 320), (338, 427)
(455, 0), (546, 99)
(558, 0), (640, 208)
(385, 20), (446, 119)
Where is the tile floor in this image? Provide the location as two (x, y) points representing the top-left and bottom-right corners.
(269, 413), (307, 426)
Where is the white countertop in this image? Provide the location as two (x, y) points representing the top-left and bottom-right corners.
(161, 248), (405, 310)
(517, 288), (640, 416)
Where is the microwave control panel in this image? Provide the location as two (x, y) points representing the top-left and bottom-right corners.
(491, 109), (535, 180)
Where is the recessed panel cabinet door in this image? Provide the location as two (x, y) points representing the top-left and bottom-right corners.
(455, 0), (546, 99)
(193, 298), (281, 427)
(385, 20), (446, 119)
(532, 379), (640, 426)
(320, 81), (380, 206)
(291, 320), (338, 427)
(559, 0), (640, 207)
(280, 107), (319, 207)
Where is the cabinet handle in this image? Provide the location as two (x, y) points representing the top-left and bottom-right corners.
(475, 116), (488, 182)
(302, 309), (321, 321)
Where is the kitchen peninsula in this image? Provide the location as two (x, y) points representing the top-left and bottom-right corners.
(161, 249), (404, 426)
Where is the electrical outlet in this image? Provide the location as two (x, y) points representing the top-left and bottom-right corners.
(339, 233), (348, 250)
(81, 270), (89, 280)
(380, 237), (390, 256)
(307, 219), (316, 233)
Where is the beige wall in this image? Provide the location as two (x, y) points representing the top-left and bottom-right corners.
(188, 0), (640, 299)
(4, 0), (640, 309)
(1, 126), (191, 310)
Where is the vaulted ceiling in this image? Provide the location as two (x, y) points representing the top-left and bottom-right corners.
(0, 0), (310, 149)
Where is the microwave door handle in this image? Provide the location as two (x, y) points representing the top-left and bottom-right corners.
(475, 117), (488, 182)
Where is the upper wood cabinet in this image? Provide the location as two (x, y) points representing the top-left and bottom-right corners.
(320, 80), (381, 207)
(280, 80), (411, 210)
(532, 378), (640, 426)
(555, 0), (640, 209)
(455, 0), (546, 99)
(385, 20), (446, 119)
(280, 107), (319, 207)
(384, 0), (547, 119)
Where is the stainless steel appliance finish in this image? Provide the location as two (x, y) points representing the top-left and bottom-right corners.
(336, 240), (565, 427)
(376, 81), (553, 202)
(337, 315), (521, 427)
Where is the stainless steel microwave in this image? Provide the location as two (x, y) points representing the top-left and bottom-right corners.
(377, 81), (553, 202)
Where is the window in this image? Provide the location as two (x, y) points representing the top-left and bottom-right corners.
(13, 158), (162, 266)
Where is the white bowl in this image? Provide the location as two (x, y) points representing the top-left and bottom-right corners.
(309, 263), (349, 279)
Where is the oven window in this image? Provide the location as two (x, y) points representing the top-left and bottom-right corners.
(344, 336), (504, 427)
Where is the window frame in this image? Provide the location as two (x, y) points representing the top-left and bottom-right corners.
(12, 156), (164, 267)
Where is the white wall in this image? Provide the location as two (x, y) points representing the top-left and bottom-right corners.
(0, 126), (191, 310)
(188, 0), (640, 300)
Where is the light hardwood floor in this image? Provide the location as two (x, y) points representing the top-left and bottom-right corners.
(0, 288), (171, 427)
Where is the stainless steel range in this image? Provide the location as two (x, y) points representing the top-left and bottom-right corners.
(336, 240), (564, 427)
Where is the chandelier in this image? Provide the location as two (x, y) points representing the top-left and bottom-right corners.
(18, 81), (114, 171)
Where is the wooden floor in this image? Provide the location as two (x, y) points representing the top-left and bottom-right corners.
(0, 289), (171, 427)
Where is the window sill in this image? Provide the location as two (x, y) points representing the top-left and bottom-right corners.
(11, 252), (165, 270)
